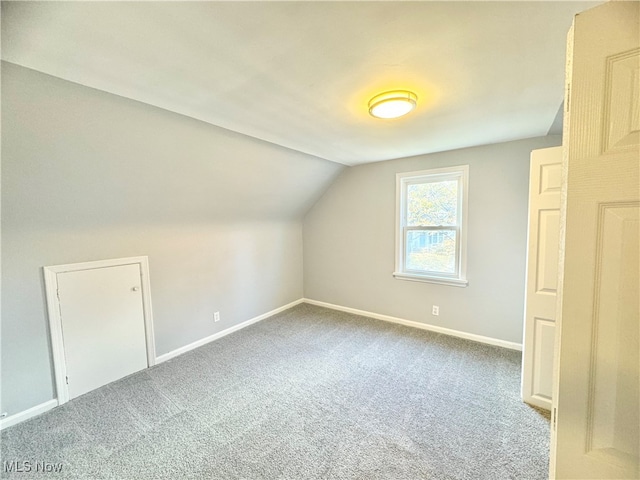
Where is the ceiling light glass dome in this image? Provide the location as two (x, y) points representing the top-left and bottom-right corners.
(368, 90), (418, 119)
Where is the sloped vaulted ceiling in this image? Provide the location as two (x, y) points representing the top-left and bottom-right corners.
(2, 63), (343, 227)
(1, 1), (599, 165)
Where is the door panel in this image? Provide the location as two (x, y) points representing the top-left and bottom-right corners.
(603, 50), (639, 153)
(532, 317), (555, 401)
(551, 2), (639, 478)
(57, 263), (148, 399)
(536, 209), (560, 294)
(587, 205), (638, 463)
(522, 146), (562, 410)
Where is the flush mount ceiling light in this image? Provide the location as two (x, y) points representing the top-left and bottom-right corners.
(368, 90), (418, 119)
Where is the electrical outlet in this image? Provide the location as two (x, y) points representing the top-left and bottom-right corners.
(214, 311), (220, 323)
(432, 305), (440, 316)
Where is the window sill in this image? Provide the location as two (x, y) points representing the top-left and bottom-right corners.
(392, 272), (469, 287)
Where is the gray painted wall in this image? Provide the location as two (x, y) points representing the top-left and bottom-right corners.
(1, 63), (344, 415)
(303, 136), (562, 344)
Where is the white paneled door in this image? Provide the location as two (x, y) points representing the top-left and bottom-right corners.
(56, 263), (149, 400)
(551, 2), (639, 479)
(522, 146), (562, 411)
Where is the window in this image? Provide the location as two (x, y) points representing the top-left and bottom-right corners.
(394, 165), (469, 286)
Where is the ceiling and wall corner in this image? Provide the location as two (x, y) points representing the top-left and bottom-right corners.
(547, 103), (565, 136)
(1, 1), (598, 165)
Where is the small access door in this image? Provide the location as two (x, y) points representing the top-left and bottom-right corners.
(45, 257), (155, 403)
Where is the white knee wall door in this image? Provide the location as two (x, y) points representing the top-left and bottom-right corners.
(44, 257), (155, 404)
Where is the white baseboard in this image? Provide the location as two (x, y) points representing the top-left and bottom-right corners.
(155, 298), (305, 364)
(1, 299), (304, 430)
(303, 298), (522, 351)
(2, 297), (517, 431)
(0, 399), (58, 431)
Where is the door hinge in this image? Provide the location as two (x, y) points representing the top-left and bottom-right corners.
(65, 376), (69, 385)
(56, 289), (60, 300)
(552, 407), (557, 430)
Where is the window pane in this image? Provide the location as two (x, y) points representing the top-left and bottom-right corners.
(405, 230), (457, 274)
(407, 180), (458, 226)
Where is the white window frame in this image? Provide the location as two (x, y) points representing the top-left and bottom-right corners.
(393, 165), (469, 287)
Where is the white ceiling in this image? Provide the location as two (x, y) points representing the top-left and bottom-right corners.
(1, 1), (599, 166)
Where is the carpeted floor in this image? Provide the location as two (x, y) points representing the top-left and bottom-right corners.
(1, 304), (550, 479)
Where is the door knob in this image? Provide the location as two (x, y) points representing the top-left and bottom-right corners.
(132, 286), (140, 292)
